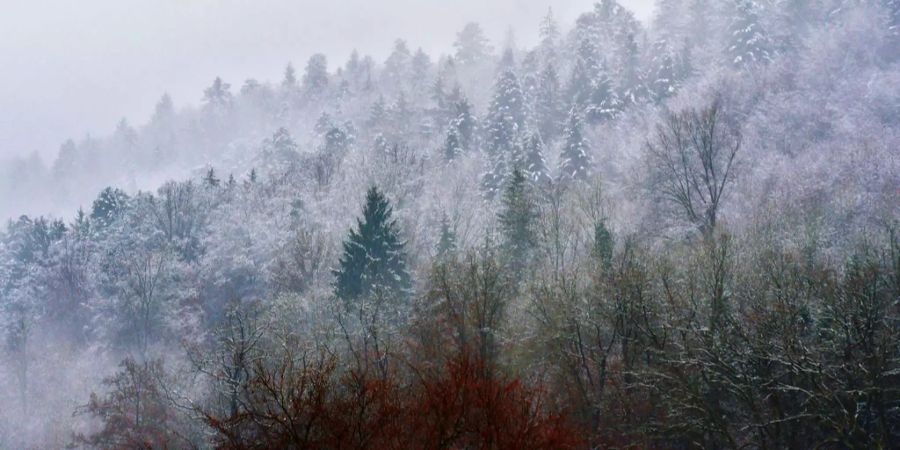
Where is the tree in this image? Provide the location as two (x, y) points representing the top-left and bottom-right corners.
(435, 213), (458, 260)
(534, 63), (563, 141)
(333, 187), (411, 302)
(91, 187), (130, 228)
(483, 70), (527, 195)
(302, 53), (329, 97)
(645, 99), (741, 236)
(559, 107), (591, 183)
(727, 0), (772, 68)
(76, 358), (183, 449)
(498, 168), (539, 277)
(442, 123), (463, 161)
(523, 132), (550, 185)
(454, 22), (492, 66)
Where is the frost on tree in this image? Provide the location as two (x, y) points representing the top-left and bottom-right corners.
(559, 107), (591, 183)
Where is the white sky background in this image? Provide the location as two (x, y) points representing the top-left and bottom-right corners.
(0, 0), (655, 161)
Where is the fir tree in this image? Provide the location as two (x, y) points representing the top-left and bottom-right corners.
(204, 168), (220, 187)
(591, 220), (613, 270)
(333, 187), (411, 302)
(498, 168), (538, 277)
(523, 133), (550, 185)
(435, 214), (458, 259)
(728, 0), (772, 68)
(483, 70), (527, 195)
(443, 123), (463, 161)
(559, 108), (591, 182)
(535, 63), (563, 141)
(90, 187), (129, 228)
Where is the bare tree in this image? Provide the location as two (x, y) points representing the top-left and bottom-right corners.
(646, 98), (741, 236)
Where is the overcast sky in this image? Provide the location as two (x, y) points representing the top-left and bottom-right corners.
(0, 0), (655, 162)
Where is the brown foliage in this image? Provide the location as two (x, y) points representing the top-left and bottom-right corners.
(206, 349), (585, 450)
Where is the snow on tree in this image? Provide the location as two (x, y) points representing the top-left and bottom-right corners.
(454, 23), (493, 67)
(523, 132), (551, 185)
(302, 53), (329, 97)
(482, 70), (528, 196)
(728, 0), (773, 67)
(558, 107), (591, 183)
(534, 63), (563, 141)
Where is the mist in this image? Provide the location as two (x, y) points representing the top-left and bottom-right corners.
(0, 0), (897, 448)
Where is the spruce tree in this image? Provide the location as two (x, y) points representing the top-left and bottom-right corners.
(523, 133), (550, 185)
(435, 214), (458, 260)
(498, 168), (538, 277)
(333, 187), (411, 302)
(483, 70), (527, 196)
(443, 124), (463, 161)
(534, 63), (563, 141)
(559, 108), (591, 182)
(727, 0), (772, 68)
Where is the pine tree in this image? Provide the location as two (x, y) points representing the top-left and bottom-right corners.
(534, 63), (563, 141)
(454, 23), (492, 66)
(333, 187), (411, 302)
(523, 133), (550, 185)
(483, 70), (527, 195)
(281, 63), (297, 91)
(204, 168), (220, 187)
(435, 214), (458, 260)
(90, 187), (129, 227)
(302, 53), (329, 96)
(498, 168), (538, 277)
(591, 220), (613, 270)
(452, 96), (476, 151)
(538, 7), (560, 63)
(443, 123), (463, 161)
(728, 0), (772, 68)
(559, 108), (591, 182)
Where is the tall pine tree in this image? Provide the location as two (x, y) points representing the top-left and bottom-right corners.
(498, 168), (538, 277)
(559, 107), (591, 183)
(333, 187), (411, 302)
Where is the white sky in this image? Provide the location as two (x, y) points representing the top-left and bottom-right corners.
(0, 0), (655, 161)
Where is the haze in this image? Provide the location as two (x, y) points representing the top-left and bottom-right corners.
(0, 0), (654, 161)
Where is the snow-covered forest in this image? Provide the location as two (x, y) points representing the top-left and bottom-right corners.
(1, 0), (898, 448)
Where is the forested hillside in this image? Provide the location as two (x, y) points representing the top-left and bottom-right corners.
(1, 1), (898, 448)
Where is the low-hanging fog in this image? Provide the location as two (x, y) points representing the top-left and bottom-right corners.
(0, 0), (898, 448)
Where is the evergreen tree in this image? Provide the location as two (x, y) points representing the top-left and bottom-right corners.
(302, 53), (329, 96)
(538, 7), (560, 63)
(591, 220), (614, 270)
(559, 108), (591, 182)
(728, 0), (772, 68)
(90, 187), (129, 228)
(534, 63), (563, 141)
(454, 22), (492, 66)
(523, 133), (550, 185)
(443, 123), (463, 161)
(281, 63), (297, 91)
(483, 70), (527, 195)
(333, 187), (411, 302)
(435, 213), (458, 259)
(204, 168), (220, 187)
(498, 168), (538, 277)
(452, 95), (476, 151)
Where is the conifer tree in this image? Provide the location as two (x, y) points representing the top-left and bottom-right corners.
(727, 0), (772, 68)
(498, 168), (538, 277)
(559, 108), (591, 182)
(333, 187), (411, 302)
(535, 63), (563, 141)
(483, 70), (527, 195)
(523, 133), (550, 185)
(435, 214), (458, 260)
(443, 124), (463, 161)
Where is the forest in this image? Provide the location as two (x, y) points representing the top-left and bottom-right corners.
(0, 0), (899, 448)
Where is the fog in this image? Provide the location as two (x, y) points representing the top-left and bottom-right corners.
(0, 0), (654, 161)
(0, 0), (897, 448)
